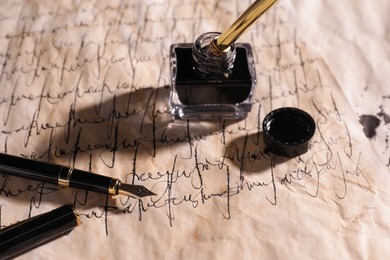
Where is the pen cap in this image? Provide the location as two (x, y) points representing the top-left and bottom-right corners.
(0, 204), (81, 260)
(262, 107), (316, 157)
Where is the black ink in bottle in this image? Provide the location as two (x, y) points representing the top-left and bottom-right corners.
(169, 32), (256, 120)
(169, 0), (279, 120)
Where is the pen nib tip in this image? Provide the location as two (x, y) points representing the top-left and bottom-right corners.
(118, 183), (156, 198)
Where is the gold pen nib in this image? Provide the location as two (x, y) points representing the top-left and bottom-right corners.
(118, 183), (156, 198)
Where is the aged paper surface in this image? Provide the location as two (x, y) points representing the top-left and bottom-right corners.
(1, 0), (390, 259)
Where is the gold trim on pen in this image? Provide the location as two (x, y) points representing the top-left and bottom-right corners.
(210, 0), (278, 55)
(72, 207), (83, 226)
(58, 167), (74, 188)
(108, 178), (120, 195)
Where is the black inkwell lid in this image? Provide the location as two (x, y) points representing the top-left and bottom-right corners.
(262, 107), (316, 158)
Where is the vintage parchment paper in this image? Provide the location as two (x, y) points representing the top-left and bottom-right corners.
(1, 0), (390, 259)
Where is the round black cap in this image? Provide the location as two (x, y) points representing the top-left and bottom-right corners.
(262, 107), (316, 158)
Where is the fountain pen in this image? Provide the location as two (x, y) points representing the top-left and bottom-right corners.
(0, 153), (155, 198)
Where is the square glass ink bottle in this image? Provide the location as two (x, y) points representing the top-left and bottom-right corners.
(169, 32), (256, 120)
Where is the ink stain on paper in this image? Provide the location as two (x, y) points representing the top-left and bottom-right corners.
(359, 106), (390, 139)
(359, 114), (380, 138)
(378, 106), (390, 124)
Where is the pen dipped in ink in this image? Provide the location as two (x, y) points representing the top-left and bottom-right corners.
(169, 0), (278, 120)
(0, 153), (156, 198)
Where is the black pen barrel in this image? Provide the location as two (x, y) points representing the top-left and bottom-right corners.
(0, 204), (81, 259)
(0, 153), (117, 195)
(0, 153), (61, 185)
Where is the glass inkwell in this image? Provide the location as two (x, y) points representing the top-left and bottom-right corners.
(169, 0), (278, 120)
